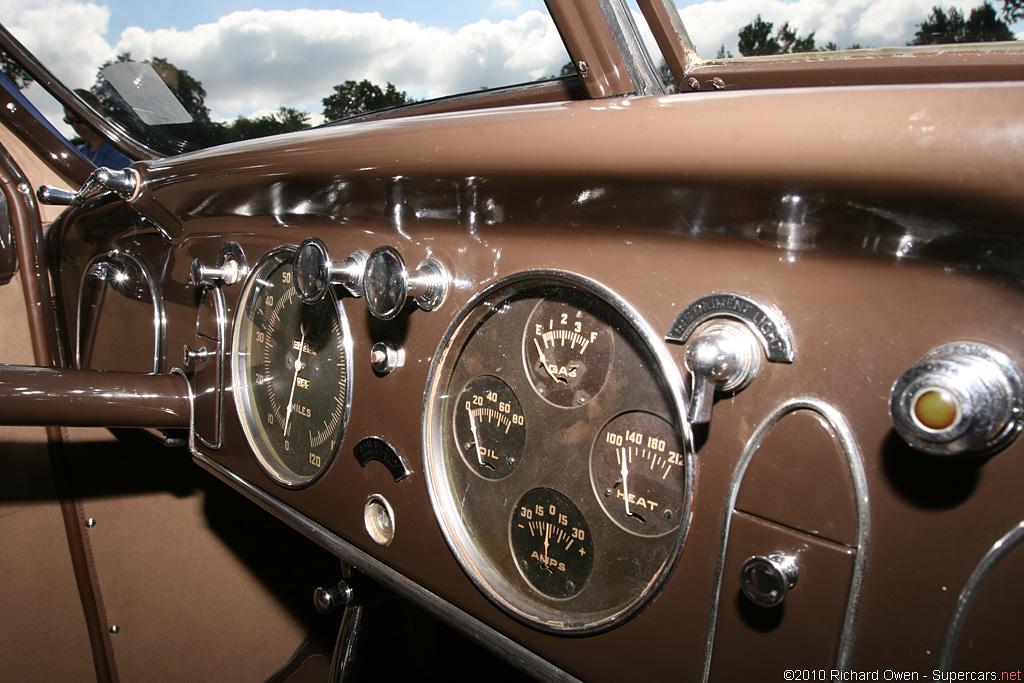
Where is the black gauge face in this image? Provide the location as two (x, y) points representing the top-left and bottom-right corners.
(591, 412), (686, 537)
(453, 375), (526, 479)
(424, 273), (693, 633)
(232, 248), (351, 487)
(510, 488), (593, 599)
(524, 298), (614, 407)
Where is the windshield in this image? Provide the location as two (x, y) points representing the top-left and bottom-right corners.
(4, 1), (571, 156)
(3, 0), (1021, 159)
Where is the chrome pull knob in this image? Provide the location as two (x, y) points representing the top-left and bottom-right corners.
(191, 259), (239, 287)
(293, 237), (367, 303)
(182, 344), (209, 367)
(363, 245), (448, 321)
(313, 582), (354, 614)
(890, 342), (1023, 456)
(684, 320), (760, 424)
(190, 244), (246, 288)
(740, 553), (799, 608)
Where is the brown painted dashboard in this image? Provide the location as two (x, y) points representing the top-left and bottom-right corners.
(12, 75), (1019, 682)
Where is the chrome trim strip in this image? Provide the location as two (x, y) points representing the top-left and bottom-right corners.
(938, 519), (1024, 669)
(595, 0), (667, 96)
(76, 250), (165, 374)
(194, 283), (226, 451)
(701, 398), (870, 680)
(190, 450), (584, 683)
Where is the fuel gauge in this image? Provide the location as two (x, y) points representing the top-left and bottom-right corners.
(524, 298), (613, 407)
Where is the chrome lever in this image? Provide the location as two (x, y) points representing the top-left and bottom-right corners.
(37, 167), (138, 206)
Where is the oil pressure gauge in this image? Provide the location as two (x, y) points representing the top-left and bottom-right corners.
(453, 375), (526, 479)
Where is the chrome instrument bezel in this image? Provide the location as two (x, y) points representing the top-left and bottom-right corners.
(423, 270), (694, 633)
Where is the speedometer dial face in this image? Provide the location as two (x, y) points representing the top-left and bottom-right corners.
(424, 272), (693, 633)
(231, 247), (351, 488)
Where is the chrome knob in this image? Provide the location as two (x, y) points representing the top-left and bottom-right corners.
(684, 320), (760, 424)
(313, 581), (354, 614)
(370, 341), (404, 374)
(191, 258), (239, 287)
(292, 237), (367, 303)
(890, 343), (1023, 456)
(740, 553), (799, 608)
(181, 344), (209, 367)
(190, 244), (245, 288)
(362, 246), (448, 320)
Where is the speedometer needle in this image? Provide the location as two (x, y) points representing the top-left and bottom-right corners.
(283, 322), (307, 438)
(534, 338), (566, 384)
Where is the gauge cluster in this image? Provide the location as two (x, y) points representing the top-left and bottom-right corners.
(423, 271), (693, 632)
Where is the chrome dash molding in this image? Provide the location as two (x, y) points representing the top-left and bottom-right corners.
(938, 519), (1024, 669)
(701, 398), (871, 681)
(189, 450), (584, 683)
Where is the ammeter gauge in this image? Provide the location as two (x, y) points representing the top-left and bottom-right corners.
(231, 247), (352, 487)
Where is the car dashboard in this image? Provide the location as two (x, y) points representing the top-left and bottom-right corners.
(20, 77), (1023, 682)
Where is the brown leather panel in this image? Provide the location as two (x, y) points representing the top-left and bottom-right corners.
(0, 284), (95, 682)
(710, 511), (856, 680)
(0, 122), (79, 224)
(64, 426), (340, 683)
(735, 409), (858, 546)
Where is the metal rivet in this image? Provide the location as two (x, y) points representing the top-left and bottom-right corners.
(6, 102), (16, 113)
(108, 625), (120, 635)
(17, 183), (29, 194)
(687, 77), (700, 91)
(576, 60), (589, 74)
(85, 518), (96, 528)
(711, 77), (726, 90)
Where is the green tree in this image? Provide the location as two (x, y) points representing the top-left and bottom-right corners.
(0, 51), (32, 89)
(223, 107), (311, 143)
(1001, 0), (1023, 22)
(911, 2), (1015, 44)
(737, 15), (820, 56)
(322, 80), (411, 121)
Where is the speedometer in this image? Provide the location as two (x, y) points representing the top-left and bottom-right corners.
(231, 247), (352, 487)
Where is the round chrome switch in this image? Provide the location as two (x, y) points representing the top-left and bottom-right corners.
(890, 342), (1023, 456)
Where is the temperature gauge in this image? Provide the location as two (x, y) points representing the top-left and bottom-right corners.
(590, 412), (685, 537)
(510, 488), (594, 599)
(524, 298), (613, 407)
(453, 375), (526, 479)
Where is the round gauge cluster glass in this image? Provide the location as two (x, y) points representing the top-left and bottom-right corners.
(231, 247), (352, 487)
(424, 272), (692, 633)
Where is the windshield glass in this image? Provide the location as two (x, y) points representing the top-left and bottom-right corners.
(673, 0), (1021, 58)
(4, 1), (571, 156)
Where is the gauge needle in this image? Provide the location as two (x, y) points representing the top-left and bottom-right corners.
(619, 447), (633, 518)
(542, 524), (553, 573)
(283, 322), (307, 438)
(534, 338), (566, 384)
(466, 405), (490, 469)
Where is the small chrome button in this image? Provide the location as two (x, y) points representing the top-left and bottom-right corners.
(740, 553), (799, 608)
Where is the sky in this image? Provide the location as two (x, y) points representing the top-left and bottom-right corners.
(5, 0), (1020, 131)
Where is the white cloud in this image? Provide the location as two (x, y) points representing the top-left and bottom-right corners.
(5, 0), (1020, 130)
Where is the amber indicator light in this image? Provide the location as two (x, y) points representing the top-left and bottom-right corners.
(913, 388), (959, 431)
